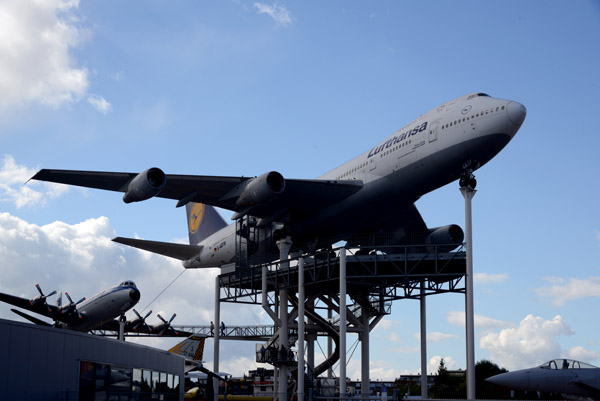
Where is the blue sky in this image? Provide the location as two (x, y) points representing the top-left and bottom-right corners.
(1, 0), (600, 379)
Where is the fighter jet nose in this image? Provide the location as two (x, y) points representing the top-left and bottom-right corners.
(486, 372), (514, 388)
(129, 288), (141, 302)
(507, 101), (526, 126)
(486, 371), (528, 389)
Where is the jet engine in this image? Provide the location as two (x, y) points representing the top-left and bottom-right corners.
(236, 171), (285, 207)
(426, 224), (464, 251)
(122, 167), (166, 203)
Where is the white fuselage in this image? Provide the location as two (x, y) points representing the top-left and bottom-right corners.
(62, 281), (140, 331)
(184, 93), (526, 268)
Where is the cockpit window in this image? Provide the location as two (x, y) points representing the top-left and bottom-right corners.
(539, 359), (598, 370)
(119, 280), (136, 287)
(467, 93), (490, 100)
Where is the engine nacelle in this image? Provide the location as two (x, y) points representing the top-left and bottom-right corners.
(236, 171), (285, 207)
(426, 225), (464, 247)
(122, 168), (166, 203)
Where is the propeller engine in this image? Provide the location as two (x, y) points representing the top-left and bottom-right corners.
(30, 284), (57, 306)
(129, 309), (152, 331)
(152, 313), (178, 336)
(60, 292), (86, 319)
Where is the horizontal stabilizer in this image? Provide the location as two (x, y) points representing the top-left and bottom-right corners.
(113, 237), (202, 260)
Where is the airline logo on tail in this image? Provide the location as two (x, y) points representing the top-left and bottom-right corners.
(168, 335), (206, 361)
(188, 203), (205, 234)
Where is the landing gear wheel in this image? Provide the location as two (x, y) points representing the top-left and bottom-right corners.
(459, 174), (477, 189)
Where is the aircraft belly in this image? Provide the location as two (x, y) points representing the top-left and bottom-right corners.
(292, 132), (512, 242)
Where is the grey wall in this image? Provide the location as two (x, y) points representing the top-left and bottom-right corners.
(0, 318), (184, 401)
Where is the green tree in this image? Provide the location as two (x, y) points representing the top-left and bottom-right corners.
(429, 358), (465, 399)
(475, 359), (509, 399)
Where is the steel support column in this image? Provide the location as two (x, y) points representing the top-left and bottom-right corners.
(460, 185), (477, 400)
(420, 280), (428, 399)
(360, 306), (370, 399)
(298, 257), (305, 401)
(214, 275), (221, 401)
(277, 237), (292, 401)
(327, 297), (333, 379)
(339, 248), (347, 398)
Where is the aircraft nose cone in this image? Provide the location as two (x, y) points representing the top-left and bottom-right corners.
(507, 101), (526, 126)
(129, 288), (140, 302)
(486, 371), (528, 389)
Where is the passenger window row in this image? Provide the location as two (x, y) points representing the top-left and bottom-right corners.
(441, 106), (505, 130)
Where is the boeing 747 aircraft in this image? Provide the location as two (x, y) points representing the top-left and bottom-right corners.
(0, 282), (191, 336)
(31, 93), (526, 268)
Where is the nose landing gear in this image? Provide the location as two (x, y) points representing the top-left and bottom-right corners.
(459, 172), (477, 190)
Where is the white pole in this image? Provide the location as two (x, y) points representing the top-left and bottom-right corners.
(214, 275), (221, 401)
(327, 298), (333, 379)
(460, 186), (476, 400)
(361, 306), (369, 399)
(277, 237), (292, 401)
(420, 280), (427, 399)
(339, 248), (347, 399)
(214, 276), (221, 373)
(298, 257), (305, 401)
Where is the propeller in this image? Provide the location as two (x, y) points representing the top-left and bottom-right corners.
(29, 284), (57, 306)
(130, 309), (152, 331)
(61, 292), (86, 318)
(153, 313), (177, 336)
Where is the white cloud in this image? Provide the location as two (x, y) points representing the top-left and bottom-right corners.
(428, 356), (459, 375)
(0, 0), (89, 109)
(0, 212), (237, 365)
(0, 211), (278, 371)
(87, 94), (112, 114)
(446, 310), (514, 330)
(474, 272), (509, 284)
(368, 360), (416, 380)
(253, 3), (292, 27)
(536, 276), (600, 306)
(412, 331), (458, 343)
(564, 345), (600, 363)
(0, 155), (68, 208)
(479, 314), (574, 371)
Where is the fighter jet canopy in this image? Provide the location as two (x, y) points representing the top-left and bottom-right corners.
(539, 359), (598, 370)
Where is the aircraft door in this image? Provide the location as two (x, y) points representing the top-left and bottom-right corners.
(428, 122), (438, 142)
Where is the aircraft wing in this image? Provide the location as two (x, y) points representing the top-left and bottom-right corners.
(95, 318), (194, 337)
(31, 169), (364, 219)
(0, 292), (60, 319)
(573, 378), (600, 395)
(10, 309), (52, 326)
